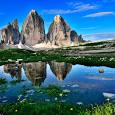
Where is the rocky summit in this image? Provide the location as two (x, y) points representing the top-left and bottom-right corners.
(1, 19), (21, 45)
(21, 10), (45, 46)
(47, 15), (71, 46)
(70, 30), (84, 45)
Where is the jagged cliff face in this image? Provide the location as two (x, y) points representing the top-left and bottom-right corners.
(24, 62), (46, 86)
(70, 30), (84, 44)
(70, 30), (79, 43)
(21, 10), (45, 46)
(1, 19), (20, 45)
(47, 15), (71, 46)
(49, 61), (72, 80)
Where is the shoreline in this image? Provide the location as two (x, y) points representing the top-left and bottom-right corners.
(0, 48), (115, 67)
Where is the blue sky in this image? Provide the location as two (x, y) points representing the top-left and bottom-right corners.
(0, 0), (115, 41)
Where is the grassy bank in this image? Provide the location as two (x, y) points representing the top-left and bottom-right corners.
(0, 101), (115, 115)
(0, 48), (115, 67)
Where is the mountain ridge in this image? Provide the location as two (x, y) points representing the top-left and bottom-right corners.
(0, 9), (85, 49)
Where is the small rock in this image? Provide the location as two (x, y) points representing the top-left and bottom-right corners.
(98, 69), (104, 73)
(103, 92), (115, 98)
(2, 100), (8, 103)
(76, 102), (83, 105)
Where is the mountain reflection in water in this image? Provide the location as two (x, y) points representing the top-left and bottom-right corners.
(24, 62), (46, 86)
(49, 61), (72, 80)
(3, 61), (72, 86)
(4, 63), (22, 81)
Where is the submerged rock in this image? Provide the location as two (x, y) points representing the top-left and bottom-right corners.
(103, 92), (115, 99)
(76, 102), (83, 105)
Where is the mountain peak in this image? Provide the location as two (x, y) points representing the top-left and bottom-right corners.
(54, 15), (62, 24)
(29, 9), (37, 15)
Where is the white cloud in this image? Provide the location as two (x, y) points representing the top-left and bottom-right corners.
(83, 32), (115, 41)
(74, 4), (98, 12)
(84, 12), (115, 17)
(43, 2), (98, 14)
(44, 9), (75, 14)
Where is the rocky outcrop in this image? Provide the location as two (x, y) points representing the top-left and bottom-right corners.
(21, 10), (45, 46)
(47, 15), (71, 46)
(70, 30), (84, 45)
(49, 61), (72, 80)
(1, 19), (21, 45)
(24, 62), (46, 86)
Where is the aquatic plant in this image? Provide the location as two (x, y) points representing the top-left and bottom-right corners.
(42, 85), (69, 97)
(0, 78), (7, 85)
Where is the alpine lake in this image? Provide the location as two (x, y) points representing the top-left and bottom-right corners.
(0, 61), (115, 105)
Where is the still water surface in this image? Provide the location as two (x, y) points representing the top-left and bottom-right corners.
(0, 61), (115, 105)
